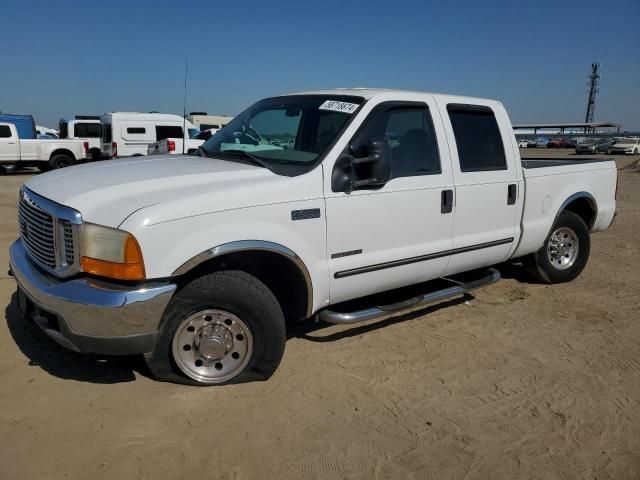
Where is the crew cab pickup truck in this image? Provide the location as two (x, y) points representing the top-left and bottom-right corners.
(8, 89), (617, 386)
(0, 122), (88, 172)
(147, 137), (204, 156)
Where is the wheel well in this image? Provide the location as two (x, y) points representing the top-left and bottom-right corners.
(562, 196), (596, 229)
(49, 149), (75, 161)
(176, 250), (311, 323)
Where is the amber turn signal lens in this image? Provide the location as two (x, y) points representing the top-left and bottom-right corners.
(81, 235), (145, 281)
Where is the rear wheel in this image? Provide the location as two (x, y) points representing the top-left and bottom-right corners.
(49, 154), (74, 169)
(145, 270), (286, 386)
(528, 211), (590, 283)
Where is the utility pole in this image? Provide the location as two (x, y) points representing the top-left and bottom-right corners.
(182, 57), (188, 154)
(584, 63), (600, 133)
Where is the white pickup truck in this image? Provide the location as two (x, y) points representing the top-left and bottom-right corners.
(9, 89), (617, 386)
(0, 122), (88, 172)
(147, 137), (204, 156)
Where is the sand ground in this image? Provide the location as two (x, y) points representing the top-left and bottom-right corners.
(1, 149), (639, 479)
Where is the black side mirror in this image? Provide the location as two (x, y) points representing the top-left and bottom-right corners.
(332, 140), (391, 192)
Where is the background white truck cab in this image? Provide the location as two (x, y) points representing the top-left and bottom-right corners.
(100, 112), (198, 158)
(0, 122), (87, 171)
(58, 116), (102, 160)
(9, 89), (617, 386)
(186, 113), (233, 133)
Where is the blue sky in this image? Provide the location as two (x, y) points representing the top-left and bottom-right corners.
(1, 0), (639, 130)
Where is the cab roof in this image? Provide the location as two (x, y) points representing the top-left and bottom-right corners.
(285, 88), (498, 104)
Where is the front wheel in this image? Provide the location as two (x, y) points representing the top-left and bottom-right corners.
(528, 211), (590, 283)
(145, 270), (286, 386)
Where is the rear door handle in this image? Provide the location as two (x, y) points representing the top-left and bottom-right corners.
(507, 184), (517, 205)
(441, 189), (453, 214)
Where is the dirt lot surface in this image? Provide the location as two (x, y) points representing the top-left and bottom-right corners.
(1, 150), (639, 480)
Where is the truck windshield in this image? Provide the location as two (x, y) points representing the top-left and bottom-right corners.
(199, 95), (364, 170)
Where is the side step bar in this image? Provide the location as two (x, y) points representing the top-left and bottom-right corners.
(318, 268), (501, 325)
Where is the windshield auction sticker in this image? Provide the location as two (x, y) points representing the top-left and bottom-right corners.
(319, 100), (359, 114)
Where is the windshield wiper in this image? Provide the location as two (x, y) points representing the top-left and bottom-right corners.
(223, 150), (272, 170)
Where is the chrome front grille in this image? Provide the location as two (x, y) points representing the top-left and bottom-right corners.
(19, 195), (56, 268)
(18, 188), (81, 277)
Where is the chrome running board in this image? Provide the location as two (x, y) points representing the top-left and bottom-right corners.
(319, 268), (501, 325)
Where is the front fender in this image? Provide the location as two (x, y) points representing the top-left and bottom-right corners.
(123, 201), (330, 314)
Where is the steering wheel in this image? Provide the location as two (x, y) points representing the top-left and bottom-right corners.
(243, 126), (260, 144)
(230, 128), (259, 146)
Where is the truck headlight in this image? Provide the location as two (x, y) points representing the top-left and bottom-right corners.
(80, 223), (145, 281)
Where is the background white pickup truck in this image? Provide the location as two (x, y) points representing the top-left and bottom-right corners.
(58, 117), (103, 161)
(0, 122), (87, 172)
(9, 89), (616, 386)
(147, 137), (204, 156)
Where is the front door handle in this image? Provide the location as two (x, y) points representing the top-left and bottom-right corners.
(441, 189), (453, 214)
(507, 184), (517, 205)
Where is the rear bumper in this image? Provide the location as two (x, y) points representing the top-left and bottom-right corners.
(9, 240), (176, 355)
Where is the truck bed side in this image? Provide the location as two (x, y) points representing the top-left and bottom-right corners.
(513, 158), (617, 258)
(17, 139), (85, 162)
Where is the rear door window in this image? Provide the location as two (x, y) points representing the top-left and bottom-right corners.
(447, 104), (506, 172)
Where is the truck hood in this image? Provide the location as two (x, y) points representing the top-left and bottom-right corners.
(25, 155), (278, 227)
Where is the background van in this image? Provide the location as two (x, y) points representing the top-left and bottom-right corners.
(100, 112), (198, 158)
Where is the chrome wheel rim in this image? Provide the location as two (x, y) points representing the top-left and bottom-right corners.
(547, 227), (579, 270)
(172, 309), (253, 384)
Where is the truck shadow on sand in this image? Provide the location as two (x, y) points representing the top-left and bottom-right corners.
(5, 292), (148, 384)
(6, 274), (518, 384)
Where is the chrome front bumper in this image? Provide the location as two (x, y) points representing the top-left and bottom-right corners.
(9, 240), (176, 355)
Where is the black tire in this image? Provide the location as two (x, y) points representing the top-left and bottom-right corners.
(144, 270), (286, 386)
(1, 164), (18, 174)
(528, 211), (590, 284)
(49, 154), (74, 169)
(90, 149), (102, 162)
